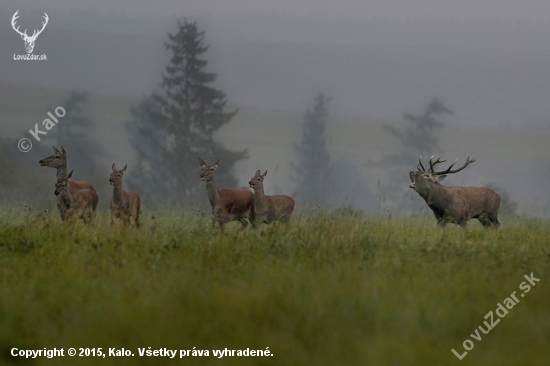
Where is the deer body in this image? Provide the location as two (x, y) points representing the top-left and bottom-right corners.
(410, 155), (500, 228)
(199, 158), (255, 230)
(249, 170), (294, 225)
(110, 164), (140, 227)
(39, 146), (97, 211)
(55, 171), (98, 223)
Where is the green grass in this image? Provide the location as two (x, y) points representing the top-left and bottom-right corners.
(0, 208), (549, 365)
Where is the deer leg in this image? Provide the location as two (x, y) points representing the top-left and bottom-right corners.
(478, 213), (492, 228)
(213, 216), (225, 232)
(82, 210), (88, 224)
(248, 211), (260, 228)
(280, 214), (291, 223)
(238, 218), (248, 231)
(436, 217), (447, 227)
(79, 208), (87, 223)
(488, 213), (500, 229)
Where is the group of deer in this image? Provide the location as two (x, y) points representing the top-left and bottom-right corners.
(38, 147), (500, 230)
(199, 158), (295, 230)
(200, 154), (500, 230)
(39, 146), (140, 227)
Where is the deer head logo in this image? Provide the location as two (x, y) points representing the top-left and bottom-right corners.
(11, 11), (49, 54)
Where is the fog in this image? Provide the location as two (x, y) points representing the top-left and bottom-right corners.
(8, 0), (550, 21)
(1, 2), (549, 216)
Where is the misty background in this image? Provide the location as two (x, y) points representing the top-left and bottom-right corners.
(1, 2), (549, 216)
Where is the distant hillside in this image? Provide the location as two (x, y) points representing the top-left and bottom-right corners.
(2, 26), (550, 128)
(2, 83), (549, 214)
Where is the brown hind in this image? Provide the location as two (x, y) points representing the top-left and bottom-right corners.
(248, 170), (294, 225)
(39, 146), (98, 211)
(54, 171), (98, 223)
(199, 158), (255, 230)
(109, 164), (140, 228)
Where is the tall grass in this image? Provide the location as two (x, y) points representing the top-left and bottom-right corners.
(0, 208), (549, 365)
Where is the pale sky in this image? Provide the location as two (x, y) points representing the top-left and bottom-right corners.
(9, 0), (550, 22)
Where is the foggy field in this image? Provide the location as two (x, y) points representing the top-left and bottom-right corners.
(3, 83), (550, 213)
(3, 2), (550, 365)
(0, 208), (549, 365)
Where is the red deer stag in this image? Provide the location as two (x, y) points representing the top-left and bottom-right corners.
(54, 171), (98, 223)
(199, 158), (255, 230)
(109, 164), (140, 228)
(39, 146), (97, 210)
(409, 154), (500, 228)
(248, 170), (295, 225)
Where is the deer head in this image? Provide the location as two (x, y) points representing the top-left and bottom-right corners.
(39, 146), (67, 168)
(198, 158), (220, 182)
(12, 11), (49, 54)
(248, 170), (267, 190)
(109, 163), (127, 185)
(54, 170), (73, 196)
(409, 154), (476, 194)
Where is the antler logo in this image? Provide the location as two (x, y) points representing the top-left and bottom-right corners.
(11, 11), (49, 54)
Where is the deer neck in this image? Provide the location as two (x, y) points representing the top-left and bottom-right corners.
(59, 187), (73, 209)
(112, 182), (124, 205)
(253, 184), (268, 212)
(205, 178), (221, 209)
(56, 163), (68, 180)
(423, 183), (452, 207)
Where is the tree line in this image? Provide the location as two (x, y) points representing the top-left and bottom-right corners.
(0, 18), (517, 215)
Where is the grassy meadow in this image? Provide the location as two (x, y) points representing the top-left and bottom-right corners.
(0, 207), (549, 365)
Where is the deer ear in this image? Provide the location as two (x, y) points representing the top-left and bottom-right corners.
(262, 170), (267, 177)
(435, 175), (447, 182)
(67, 170), (73, 179)
(61, 146), (66, 154)
(53, 146), (60, 153)
(198, 157), (205, 166)
(121, 164), (127, 172)
(255, 170), (261, 176)
(112, 163), (117, 171)
(214, 159), (220, 168)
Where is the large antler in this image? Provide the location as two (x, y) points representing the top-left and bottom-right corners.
(11, 11), (27, 37)
(432, 154), (476, 176)
(428, 156), (447, 173)
(31, 13), (49, 39)
(417, 156), (426, 172)
(11, 11), (48, 40)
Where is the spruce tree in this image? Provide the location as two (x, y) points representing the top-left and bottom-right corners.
(383, 97), (453, 165)
(55, 92), (105, 178)
(127, 19), (246, 207)
(292, 92), (333, 207)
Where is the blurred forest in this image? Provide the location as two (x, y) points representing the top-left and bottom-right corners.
(1, 11), (549, 216)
